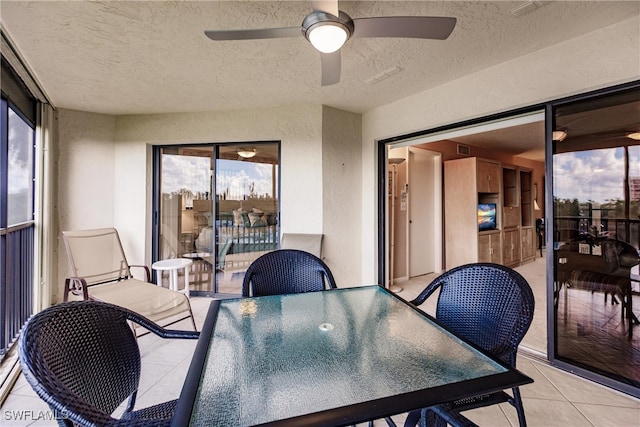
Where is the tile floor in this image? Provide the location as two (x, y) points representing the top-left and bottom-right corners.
(2, 254), (640, 426)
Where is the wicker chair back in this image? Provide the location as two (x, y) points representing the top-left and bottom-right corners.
(242, 249), (337, 297)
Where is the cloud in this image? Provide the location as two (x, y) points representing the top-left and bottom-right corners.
(554, 148), (626, 204)
(161, 156), (275, 199)
(7, 110), (34, 194)
(161, 155), (210, 194)
(217, 161), (274, 198)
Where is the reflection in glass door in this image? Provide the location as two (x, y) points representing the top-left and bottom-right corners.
(155, 143), (279, 296)
(157, 146), (214, 294)
(552, 88), (640, 395)
(215, 145), (279, 294)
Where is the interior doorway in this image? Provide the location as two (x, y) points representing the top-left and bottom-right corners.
(408, 148), (442, 278)
(385, 112), (546, 356)
(387, 146), (443, 288)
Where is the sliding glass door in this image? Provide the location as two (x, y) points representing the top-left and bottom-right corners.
(154, 142), (280, 296)
(551, 87), (640, 394)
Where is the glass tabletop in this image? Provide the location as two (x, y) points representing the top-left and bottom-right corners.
(173, 286), (530, 426)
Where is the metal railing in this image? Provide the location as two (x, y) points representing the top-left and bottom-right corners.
(0, 222), (34, 358)
(554, 217), (640, 250)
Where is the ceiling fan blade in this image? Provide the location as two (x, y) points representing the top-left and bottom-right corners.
(205, 26), (301, 41)
(321, 51), (341, 86)
(312, 0), (339, 17)
(352, 16), (456, 40)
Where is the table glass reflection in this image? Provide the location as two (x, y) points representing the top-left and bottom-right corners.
(174, 286), (530, 426)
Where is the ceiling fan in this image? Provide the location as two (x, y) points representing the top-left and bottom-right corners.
(204, 0), (456, 86)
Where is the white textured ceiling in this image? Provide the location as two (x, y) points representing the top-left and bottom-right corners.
(1, 1), (638, 117)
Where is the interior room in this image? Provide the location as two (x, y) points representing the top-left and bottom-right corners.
(1, 1), (639, 425)
(386, 114), (546, 348)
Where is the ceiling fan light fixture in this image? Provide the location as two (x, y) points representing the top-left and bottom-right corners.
(237, 148), (256, 158)
(308, 23), (348, 53)
(626, 131), (640, 141)
(303, 11), (354, 54)
(552, 129), (567, 142)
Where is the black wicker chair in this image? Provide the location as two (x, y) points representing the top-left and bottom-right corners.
(242, 249), (337, 297)
(18, 300), (200, 426)
(404, 263), (535, 427)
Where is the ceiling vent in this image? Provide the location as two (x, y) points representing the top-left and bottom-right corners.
(365, 66), (404, 85)
(510, 1), (548, 17)
(457, 144), (471, 156)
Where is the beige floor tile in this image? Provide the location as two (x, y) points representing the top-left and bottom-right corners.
(3, 374), (31, 397)
(573, 402), (640, 427)
(135, 365), (187, 409)
(516, 357), (568, 401)
(137, 360), (188, 402)
(0, 393), (51, 426)
(463, 404), (513, 426)
(504, 398), (592, 427)
(534, 362), (640, 408)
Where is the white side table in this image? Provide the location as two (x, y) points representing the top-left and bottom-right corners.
(152, 258), (193, 297)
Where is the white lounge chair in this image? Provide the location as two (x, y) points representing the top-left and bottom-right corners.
(61, 227), (196, 334)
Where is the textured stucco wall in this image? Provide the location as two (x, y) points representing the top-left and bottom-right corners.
(56, 109), (116, 300)
(360, 16), (640, 284)
(322, 106), (362, 285)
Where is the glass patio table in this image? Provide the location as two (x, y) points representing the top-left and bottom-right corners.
(172, 286), (532, 426)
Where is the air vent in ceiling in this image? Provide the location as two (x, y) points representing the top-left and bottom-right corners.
(510, 1), (548, 17)
(457, 144), (471, 156)
(365, 66), (404, 85)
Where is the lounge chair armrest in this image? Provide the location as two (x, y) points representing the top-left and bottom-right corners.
(64, 276), (89, 301)
(122, 307), (199, 338)
(129, 264), (151, 282)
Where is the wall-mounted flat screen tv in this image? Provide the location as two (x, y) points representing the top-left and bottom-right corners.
(478, 203), (497, 231)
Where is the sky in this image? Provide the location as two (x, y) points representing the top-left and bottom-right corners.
(161, 155), (274, 199)
(7, 109), (33, 194)
(157, 144), (640, 206)
(553, 145), (640, 204)
(7, 108), (34, 225)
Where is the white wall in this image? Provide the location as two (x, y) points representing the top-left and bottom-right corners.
(56, 109), (116, 300)
(360, 16), (640, 284)
(322, 106), (362, 285)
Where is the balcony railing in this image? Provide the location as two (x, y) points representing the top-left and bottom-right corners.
(1, 222), (34, 358)
(554, 216), (640, 250)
